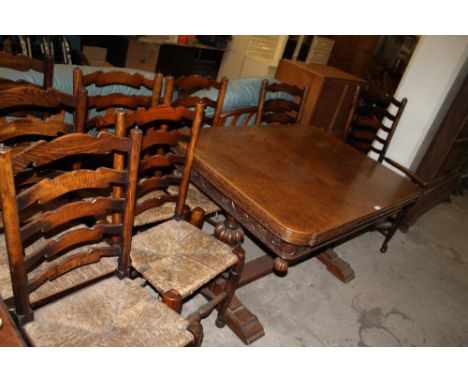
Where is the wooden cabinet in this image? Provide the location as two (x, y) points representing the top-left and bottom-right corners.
(402, 72), (468, 229)
(275, 59), (366, 139)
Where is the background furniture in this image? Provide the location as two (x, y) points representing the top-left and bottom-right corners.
(156, 43), (225, 79)
(345, 87), (407, 159)
(275, 59), (366, 139)
(402, 72), (468, 229)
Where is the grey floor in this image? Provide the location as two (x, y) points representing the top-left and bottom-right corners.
(183, 192), (468, 346)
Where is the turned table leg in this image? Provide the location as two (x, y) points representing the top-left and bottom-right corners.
(207, 214), (265, 344)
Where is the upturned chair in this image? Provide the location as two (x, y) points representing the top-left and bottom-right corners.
(255, 79), (309, 125)
(0, 126), (208, 346)
(172, 74), (228, 128)
(73, 68), (173, 132)
(107, 103), (244, 326)
(0, 51), (54, 89)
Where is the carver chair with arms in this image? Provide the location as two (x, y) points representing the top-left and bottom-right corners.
(345, 88), (428, 252)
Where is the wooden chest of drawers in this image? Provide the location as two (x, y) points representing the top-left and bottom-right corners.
(275, 59), (366, 139)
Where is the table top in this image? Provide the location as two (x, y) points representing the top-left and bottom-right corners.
(192, 124), (420, 247)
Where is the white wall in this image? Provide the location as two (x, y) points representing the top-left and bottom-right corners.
(382, 36), (468, 169)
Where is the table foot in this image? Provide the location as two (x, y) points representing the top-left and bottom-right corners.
(316, 249), (355, 283)
(202, 281), (265, 345)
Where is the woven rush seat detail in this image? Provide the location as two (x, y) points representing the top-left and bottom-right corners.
(133, 189), (177, 227)
(23, 277), (193, 346)
(130, 219), (237, 298)
(0, 226), (117, 303)
(168, 184), (220, 216)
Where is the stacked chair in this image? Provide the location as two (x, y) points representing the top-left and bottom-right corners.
(74, 68), (218, 226)
(0, 69), (245, 346)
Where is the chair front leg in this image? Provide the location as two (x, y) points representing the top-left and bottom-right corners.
(189, 207), (206, 229)
(215, 247), (245, 328)
(162, 289), (183, 313)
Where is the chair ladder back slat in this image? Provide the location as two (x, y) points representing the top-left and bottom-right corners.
(24, 223), (122, 272)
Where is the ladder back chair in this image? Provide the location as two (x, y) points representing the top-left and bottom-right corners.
(0, 51), (54, 89)
(91, 103), (218, 226)
(172, 74), (228, 128)
(345, 88), (427, 252)
(346, 87), (408, 162)
(112, 104), (244, 327)
(73, 68), (173, 132)
(0, 126), (205, 346)
(256, 79), (309, 125)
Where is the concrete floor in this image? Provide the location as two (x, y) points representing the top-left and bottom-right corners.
(183, 192), (468, 346)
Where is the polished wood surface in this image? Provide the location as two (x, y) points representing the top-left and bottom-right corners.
(193, 124), (419, 247)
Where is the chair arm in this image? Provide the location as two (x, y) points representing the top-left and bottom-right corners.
(383, 157), (429, 187)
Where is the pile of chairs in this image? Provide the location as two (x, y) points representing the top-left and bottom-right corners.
(0, 53), (245, 347)
(0, 51), (309, 347)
